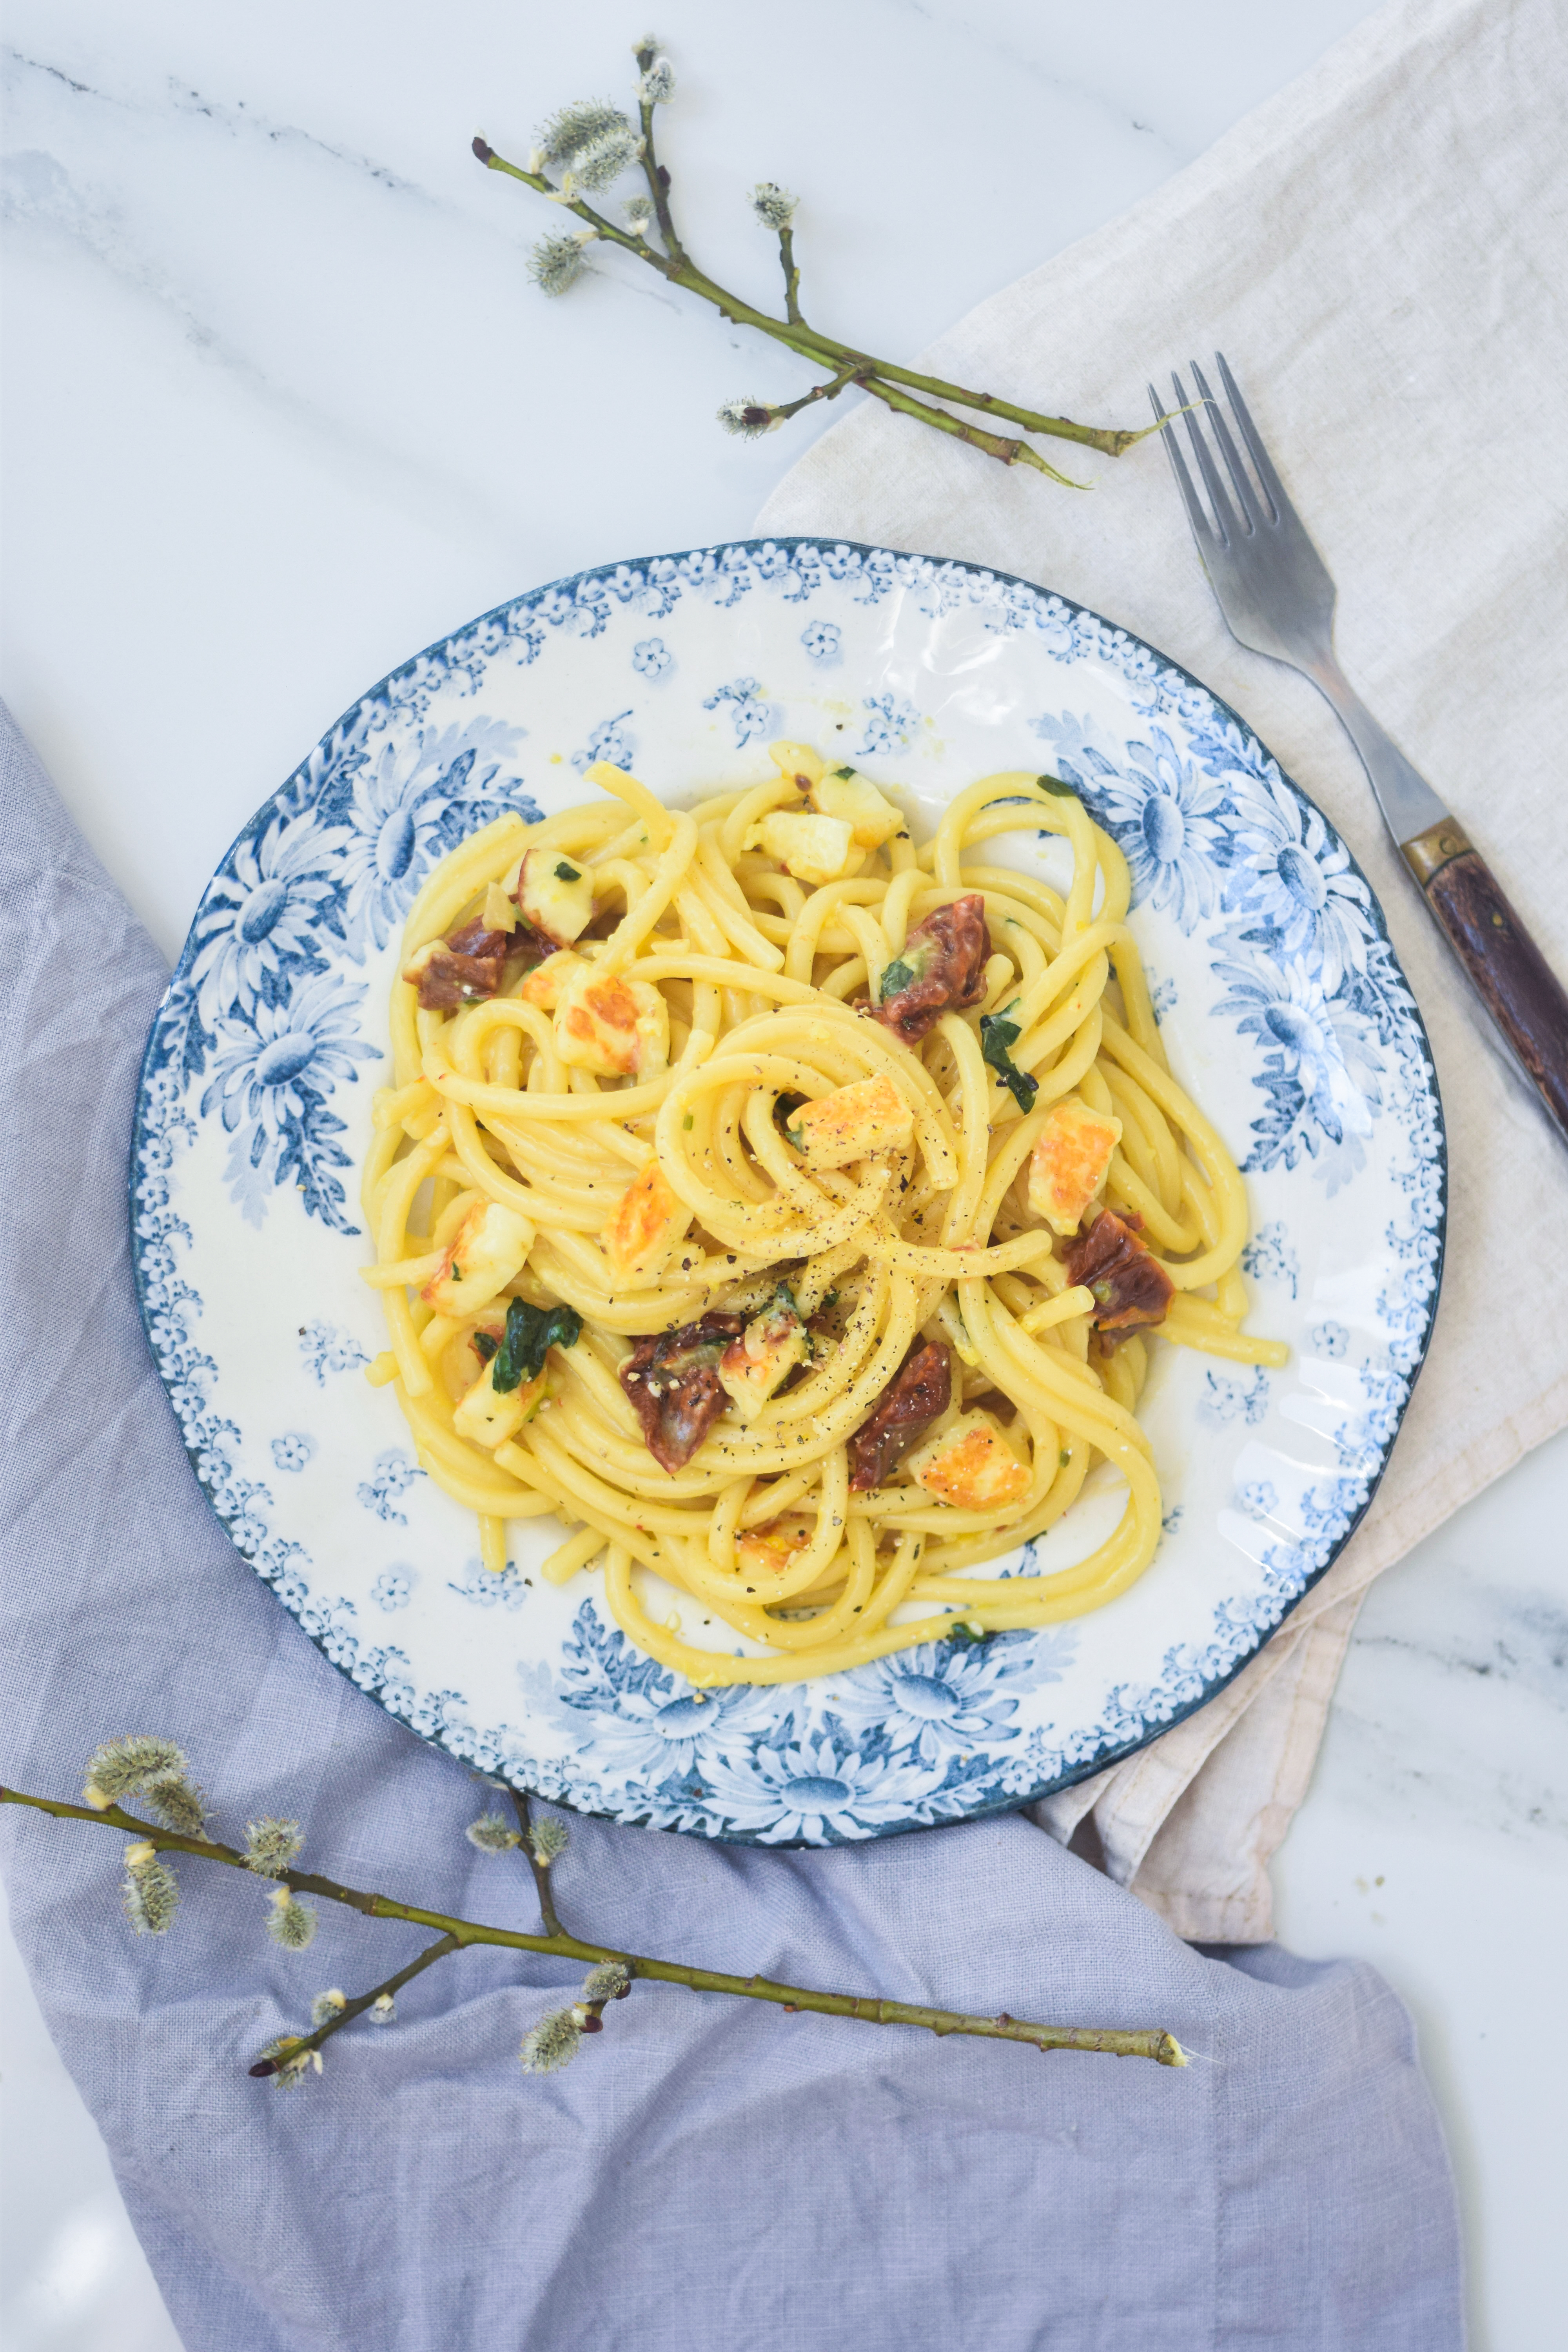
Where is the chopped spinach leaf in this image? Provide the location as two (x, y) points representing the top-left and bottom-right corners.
(473, 1330), (499, 1363)
(1036, 773), (1074, 797)
(494, 1296), (583, 1392)
(877, 956), (914, 1000)
(979, 1011), (1039, 1113)
(832, 764), (856, 779)
(554, 860), (581, 882)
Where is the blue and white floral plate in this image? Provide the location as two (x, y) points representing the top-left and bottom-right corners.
(132, 539), (1445, 1845)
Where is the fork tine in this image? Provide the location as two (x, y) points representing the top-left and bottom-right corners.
(1190, 360), (1262, 531)
(1213, 352), (1284, 525)
(1148, 383), (1216, 551)
(1173, 370), (1238, 548)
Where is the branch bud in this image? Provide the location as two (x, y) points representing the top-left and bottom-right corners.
(265, 1886), (318, 1951)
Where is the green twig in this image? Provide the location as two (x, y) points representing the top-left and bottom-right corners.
(470, 66), (1150, 481)
(1, 1784), (1186, 2069)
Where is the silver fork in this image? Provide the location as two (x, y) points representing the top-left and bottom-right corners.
(1152, 354), (1568, 1148)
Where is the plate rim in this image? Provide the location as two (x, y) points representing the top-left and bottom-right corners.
(129, 533), (1448, 1842)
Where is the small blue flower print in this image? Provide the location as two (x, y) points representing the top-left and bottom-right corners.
(702, 677), (775, 746)
(571, 711), (637, 772)
(1240, 1220), (1301, 1298)
(371, 1566), (416, 1612)
(299, 1321), (368, 1385)
(448, 1556), (530, 1611)
(800, 620), (841, 664)
(356, 1447), (424, 1526)
(1161, 1503), (1185, 1536)
(270, 1432), (316, 1473)
(632, 637), (673, 678)
(1196, 1369), (1271, 1429)
(1150, 975), (1178, 1022)
(1310, 1321), (1350, 1359)
(1237, 1479), (1280, 1521)
(855, 693), (921, 757)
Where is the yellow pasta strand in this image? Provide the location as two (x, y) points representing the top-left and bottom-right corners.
(361, 753), (1285, 1685)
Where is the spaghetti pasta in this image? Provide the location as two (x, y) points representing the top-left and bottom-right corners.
(360, 746), (1285, 1687)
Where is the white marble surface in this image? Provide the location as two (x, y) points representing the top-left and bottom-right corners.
(2, 3), (1563, 2347)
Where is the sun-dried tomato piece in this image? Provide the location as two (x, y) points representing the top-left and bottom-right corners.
(1063, 1208), (1174, 1347)
(619, 1312), (747, 1472)
(871, 895), (991, 1045)
(846, 1338), (953, 1491)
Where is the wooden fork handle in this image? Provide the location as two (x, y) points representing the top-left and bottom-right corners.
(1401, 818), (1568, 1145)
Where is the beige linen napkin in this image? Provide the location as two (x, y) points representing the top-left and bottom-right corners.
(756, 0), (1568, 1941)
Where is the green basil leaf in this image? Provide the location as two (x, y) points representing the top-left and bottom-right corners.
(979, 1012), (1039, 1114)
(493, 1297), (583, 1392)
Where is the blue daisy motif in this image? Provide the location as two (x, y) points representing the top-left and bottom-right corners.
(335, 717), (526, 953)
(800, 620), (841, 664)
(270, 1432), (316, 1473)
(371, 1566), (416, 1612)
(200, 973), (379, 1230)
(699, 1726), (928, 1842)
(1310, 1321), (1350, 1359)
(827, 1632), (1072, 1768)
(1224, 770), (1375, 996)
(1085, 727), (1230, 931)
(188, 805), (345, 1030)
(570, 710), (637, 771)
(1214, 951), (1382, 1159)
(702, 677), (775, 746)
(579, 1679), (766, 1783)
(855, 692), (921, 758)
(632, 637), (673, 678)
(1236, 1478), (1281, 1521)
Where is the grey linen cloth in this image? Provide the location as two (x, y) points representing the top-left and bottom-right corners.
(0, 706), (1461, 2347)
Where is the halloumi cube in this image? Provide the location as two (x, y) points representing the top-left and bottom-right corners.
(736, 1516), (813, 1584)
(813, 767), (903, 850)
(784, 1073), (915, 1171)
(602, 1162), (693, 1281)
(743, 810), (857, 886)
(768, 740), (826, 788)
(718, 1290), (810, 1420)
(520, 949), (584, 1011)
(515, 847), (595, 946)
(554, 964), (669, 1078)
(1027, 1097), (1122, 1236)
(907, 1411), (1030, 1510)
(453, 1359), (545, 1448)
(419, 1201), (534, 1317)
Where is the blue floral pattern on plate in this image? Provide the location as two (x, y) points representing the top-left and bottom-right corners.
(130, 538), (1445, 1846)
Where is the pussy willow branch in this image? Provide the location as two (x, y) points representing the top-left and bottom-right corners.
(0, 1784), (1185, 2068)
(472, 137), (1153, 485)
